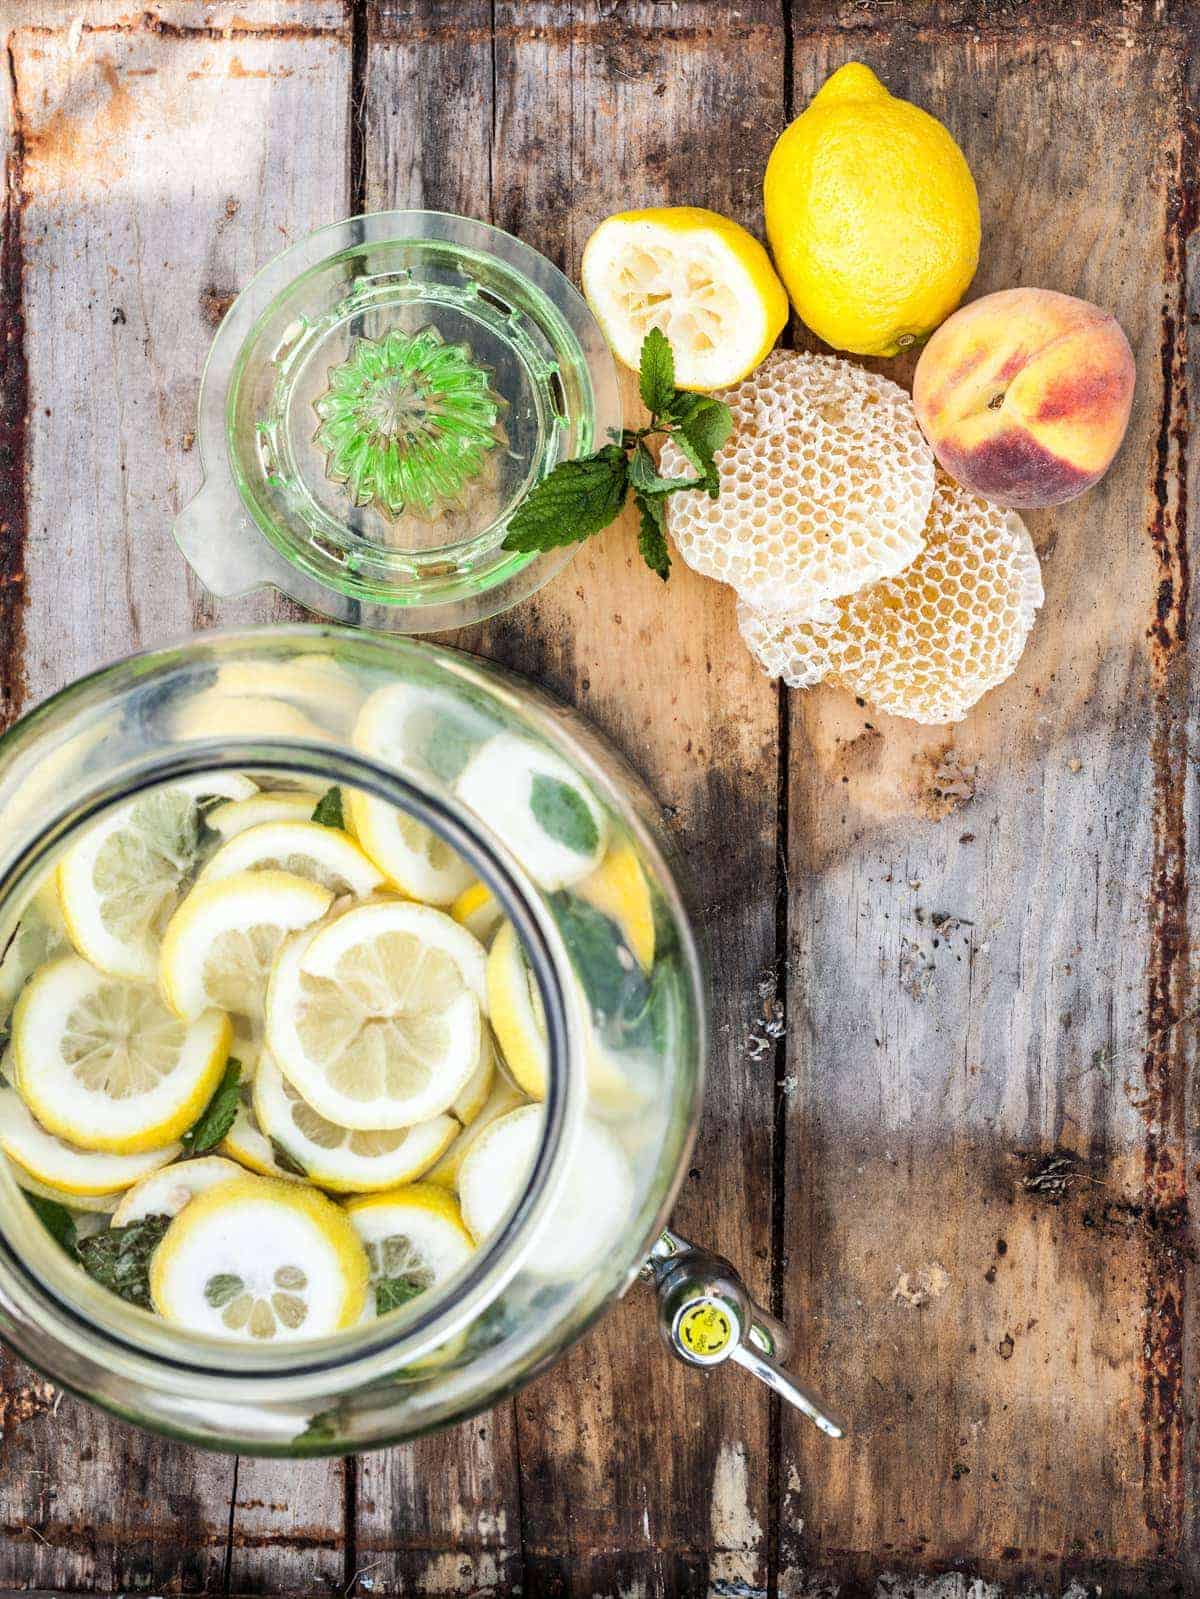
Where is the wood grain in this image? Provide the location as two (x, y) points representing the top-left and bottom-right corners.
(470, 6), (784, 1595)
(0, 4), (351, 1590)
(361, 4), (786, 1595)
(779, 10), (1199, 1595)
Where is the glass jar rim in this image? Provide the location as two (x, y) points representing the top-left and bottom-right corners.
(0, 737), (586, 1400)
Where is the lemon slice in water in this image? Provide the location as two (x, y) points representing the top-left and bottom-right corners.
(0, 880), (69, 1029)
(252, 1051), (456, 1193)
(111, 1155), (244, 1227)
(58, 776), (257, 982)
(267, 903), (485, 1131)
(207, 792), (319, 839)
(197, 821), (383, 898)
(345, 1183), (474, 1318)
(0, 1084), (180, 1195)
(456, 734), (607, 893)
(458, 1105), (634, 1279)
(159, 870), (333, 1023)
(150, 1174), (368, 1341)
(220, 1095), (305, 1184)
(13, 954), (231, 1153)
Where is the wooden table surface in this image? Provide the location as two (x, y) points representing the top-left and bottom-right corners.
(0, 1), (1195, 1594)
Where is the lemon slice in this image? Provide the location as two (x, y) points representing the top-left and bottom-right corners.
(451, 1025), (497, 1127)
(0, 1085), (180, 1195)
(267, 902), (485, 1131)
(354, 680), (491, 787)
(450, 881), (504, 944)
(58, 775), (257, 982)
(12, 954), (231, 1153)
(345, 1183), (474, 1317)
(11, 1164), (123, 1213)
(344, 788), (473, 907)
(174, 691), (333, 744)
(208, 792), (318, 839)
(221, 1094), (305, 1183)
(0, 879), (69, 1029)
(213, 656), (363, 727)
(581, 206), (788, 390)
(456, 734), (607, 892)
(458, 1105), (634, 1278)
(578, 843), (656, 972)
(149, 1174), (368, 1340)
(197, 821), (383, 898)
(111, 1155), (244, 1227)
(159, 870), (334, 1023)
(426, 1077), (526, 1192)
(486, 921), (549, 1098)
(252, 1051), (456, 1193)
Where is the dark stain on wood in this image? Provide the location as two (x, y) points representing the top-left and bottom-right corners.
(0, 42), (26, 730)
(1139, 35), (1195, 1550)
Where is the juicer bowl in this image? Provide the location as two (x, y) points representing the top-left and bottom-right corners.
(175, 214), (622, 633)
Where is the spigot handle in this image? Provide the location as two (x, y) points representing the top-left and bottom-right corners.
(729, 1341), (845, 1438)
(643, 1227), (845, 1440)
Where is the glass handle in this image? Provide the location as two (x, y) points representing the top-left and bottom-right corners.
(643, 1227), (846, 1440)
(173, 484), (279, 598)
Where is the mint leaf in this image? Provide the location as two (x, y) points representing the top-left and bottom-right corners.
(270, 1137), (309, 1178)
(311, 787), (344, 829)
(673, 395), (732, 498)
(26, 1192), (78, 1256)
(77, 1214), (171, 1310)
(502, 446), (628, 553)
(635, 493), (670, 581)
(181, 1059), (241, 1154)
(639, 326), (676, 416)
(628, 443), (701, 497)
(376, 1275), (426, 1316)
(530, 774), (600, 856)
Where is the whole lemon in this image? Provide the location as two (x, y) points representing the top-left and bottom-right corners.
(764, 63), (980, 357)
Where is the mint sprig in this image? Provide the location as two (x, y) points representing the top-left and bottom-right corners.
(502, 328), (732, 581)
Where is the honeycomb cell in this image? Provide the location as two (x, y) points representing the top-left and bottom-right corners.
(662, 350), (935, 617)
(738, 472), (1044, 725)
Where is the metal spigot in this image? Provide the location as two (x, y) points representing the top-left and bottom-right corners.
(642, 1227), (845, 1439)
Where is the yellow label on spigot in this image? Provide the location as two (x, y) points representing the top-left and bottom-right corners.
(678, 1300), (734, 1357)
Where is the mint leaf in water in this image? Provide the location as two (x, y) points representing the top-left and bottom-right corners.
(270, 1137), (309, 1179)
(638, 326), (676, 416)
(26, 1192), (77, 1256)
(181, 1059), (241, 1154)
(376, 1276), (427, 1316)
(77, 1214), (171, 1310)
(502, 446), (629, 553)
(530, 774), (599, 857)
(311, 787), (345, 829)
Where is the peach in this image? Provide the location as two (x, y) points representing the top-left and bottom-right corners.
(912, 287), (1134, 509)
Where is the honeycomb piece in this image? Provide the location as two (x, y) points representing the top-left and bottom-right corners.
(661, 349), (935, 617)
(738, 472), (1044, 725)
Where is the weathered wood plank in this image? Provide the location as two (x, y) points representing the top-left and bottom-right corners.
(357, 8), (524, 1594)
(365, 4), (786, 1593)
(779, 12), (1197, 1595)
(471, 5), (785, 1594)
(0, 5), (352, 1590)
